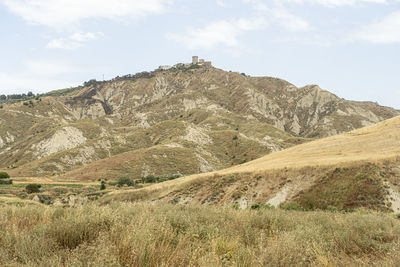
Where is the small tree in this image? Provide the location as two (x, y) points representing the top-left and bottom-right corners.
(0, 172), (10, 179)
(0, 172), (11, 184)
(117, 177), (134, 187)
(100, 181), (106, 190)
(26, 184), (41, 194)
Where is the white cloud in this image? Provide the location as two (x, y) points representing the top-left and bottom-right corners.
(284, 0), (387, 7)
(356, 11), (400, 43)
(0, 0), (172, 29)
(46, 32), (103, 49)
(169, 0), (311, 50)
(271, 6), (310, 31)
(167, 18), (267, 49)
(244, 1), (310, 31)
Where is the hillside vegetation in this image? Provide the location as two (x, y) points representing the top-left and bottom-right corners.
(0, 66), (398, 179)
(102, 116), (400, 212)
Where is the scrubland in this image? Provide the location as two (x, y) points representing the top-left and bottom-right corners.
(1, 203), (400, 266)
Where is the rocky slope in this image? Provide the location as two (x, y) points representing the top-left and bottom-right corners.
(0, 65), (398, 180)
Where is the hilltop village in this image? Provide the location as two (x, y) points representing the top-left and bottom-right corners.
(158, 56), (212, 71)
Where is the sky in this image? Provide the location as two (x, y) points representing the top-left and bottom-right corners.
(0, 0), (399, 109)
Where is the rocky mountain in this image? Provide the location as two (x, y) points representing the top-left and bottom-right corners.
(0, 64), (398, 180)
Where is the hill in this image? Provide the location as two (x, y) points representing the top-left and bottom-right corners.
(101, 115), (400, 212)
(0, 63), (398, 179)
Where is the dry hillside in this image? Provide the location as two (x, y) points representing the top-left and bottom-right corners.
(102, 115), (400, 212)
(0, 64), (398, 179)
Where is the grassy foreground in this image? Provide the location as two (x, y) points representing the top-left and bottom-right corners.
(1, 203), (400, 266)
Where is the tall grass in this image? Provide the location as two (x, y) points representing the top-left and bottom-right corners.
(1, 203), (400, 266)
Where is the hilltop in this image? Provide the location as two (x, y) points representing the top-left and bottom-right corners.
(0, 61), (398, 180)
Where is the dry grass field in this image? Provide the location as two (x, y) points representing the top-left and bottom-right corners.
(2, 203), (400, 266)
(224, 115), (400, 173)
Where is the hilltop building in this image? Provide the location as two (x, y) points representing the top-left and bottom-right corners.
(158, 56), (212, 71)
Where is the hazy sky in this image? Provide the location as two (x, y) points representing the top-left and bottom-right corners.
(0, 0), (399, 108)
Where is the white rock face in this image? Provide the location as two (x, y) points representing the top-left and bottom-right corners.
(135, 113), (150, 129)
(196, 153), (215, 173)
(5, 132), (15, 143)
(267, 185), (292, 207)
(182, 125), (212, 146)
(32, 127), (87, 159)
(60, 146), (96, 166)
(152, 76), (171, 101)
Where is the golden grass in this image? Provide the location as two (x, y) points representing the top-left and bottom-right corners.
(0, 195), (42, 207)
(121, 115), (400, 196)
(1, 203), (400, 266)
(222, 115), (400, 173)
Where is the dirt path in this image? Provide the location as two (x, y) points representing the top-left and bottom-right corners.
(12, 177), (98, 185)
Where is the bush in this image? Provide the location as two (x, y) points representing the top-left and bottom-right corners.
(0, 172), (10, 179)
(100, 181), (106, 190)
(251, 203), (275, 210)
(279, 202), (304, 211)
(141, 174), (182, 184)
(0, 179), (12, 184)
(26, 184), (42, 194)
(143, 175), (156, 183)
(117, 177), (134, 187)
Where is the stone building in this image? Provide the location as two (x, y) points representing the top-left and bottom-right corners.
(159, 56), (212, 71)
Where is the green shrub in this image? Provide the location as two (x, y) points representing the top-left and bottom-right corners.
(100, 181), (106, 190)
(143, 175), (156, 183)
(188, 64), (201, 70)
(251, 203), (275, 210)
(0, 179), (12, 184)
(279, 202), (304, 211)
(26, 184), (42, 194)
(117, 177), (134, 187)
(0, 172), (10, 179)
(141, 174), (182, 184)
